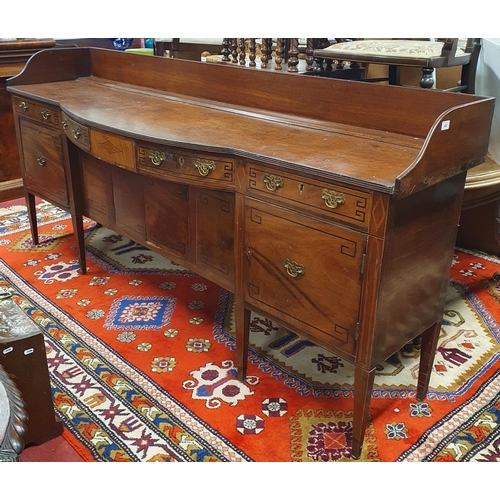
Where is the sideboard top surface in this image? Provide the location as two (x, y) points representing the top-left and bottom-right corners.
(7, 47), (495, 197)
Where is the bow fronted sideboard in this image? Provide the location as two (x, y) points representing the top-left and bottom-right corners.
(7, 48), (494, 459)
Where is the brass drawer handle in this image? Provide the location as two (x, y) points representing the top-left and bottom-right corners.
(37, 155), (47, 166)
(72, 126), (81, 140)
(194, 158), (216, 177)
(19, 101), (29, 112)
(263, 173), (283, 192)
(284, 259), (305, 278)
(41, 109), (51, 120)
(149, 150), (167, 166)
(322, 189), (345, 209)
(62, 119), (68, 129)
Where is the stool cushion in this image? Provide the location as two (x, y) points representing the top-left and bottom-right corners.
(321, 40), (470, 68)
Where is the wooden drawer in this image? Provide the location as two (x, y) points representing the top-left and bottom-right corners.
(13, 97), (61, 129)
(90, 129), (135, 171)
(244, 199), (366, 353)
(247, 163), (372, 229)
(137, 142), (234, 185)
(62, 113), (90, 152)
(19, 120), (68, 207)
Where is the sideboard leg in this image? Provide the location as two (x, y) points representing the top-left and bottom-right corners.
(71, 212), (87, 275)
(352, 366), (376, 459)
(235, 302), (250, 382)
(26, 192), (39, 245)
(416, 321), (441, 401)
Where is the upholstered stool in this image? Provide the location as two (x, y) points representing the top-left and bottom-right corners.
(314, 38), (481, 93)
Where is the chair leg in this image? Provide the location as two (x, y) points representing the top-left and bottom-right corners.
(420, 68), (435, 89)
(388, 65), (400, 85)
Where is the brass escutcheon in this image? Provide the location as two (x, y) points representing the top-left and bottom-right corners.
(321, 189), (345, 209)
(62, 119), (68, 129)
(37, 155), (47, 166)
(149, 150), (167, 166)
(263, 173), (283, 192)
(194, 158), (216, 177)
(41, 109), (51, 120)
(19, 101), (28, 112)
(284, 258), (305, 278)
(72, 127), (81, 140)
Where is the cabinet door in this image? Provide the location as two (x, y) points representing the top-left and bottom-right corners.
(112, 167), (146, 243)
(20, 120), (68, 208)
(244, 199), (366, 351)
(194, 188), (235, 290)
(144, 177), (190, 260)
(81, 152), (115, 228)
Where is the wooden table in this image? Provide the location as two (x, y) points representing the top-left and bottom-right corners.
(7, 48), (494, 458)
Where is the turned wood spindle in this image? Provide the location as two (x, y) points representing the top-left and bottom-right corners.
(275, 38), (283, 70)
(222, 38), (231, 62)
(261, 38), (268, 68)
(306, 38), (314, 72)
(231, 38), (238, 63)
(287, 38), (299, 73)
(238, 38), (246, 65)
(249, 38), (256, 67)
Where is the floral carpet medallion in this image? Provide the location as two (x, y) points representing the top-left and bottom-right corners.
(0, 203), (499, 461)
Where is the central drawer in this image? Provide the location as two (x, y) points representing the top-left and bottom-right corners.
(244, 198), (366, 352)
(136, 141), (234, 185)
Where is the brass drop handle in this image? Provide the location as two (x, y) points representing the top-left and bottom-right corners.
(37, 155), (47, 167)
(284, 259), (305, 278)
(322, 189), (345, 209)
(19, 101), (29, 112)
(194, 158), (216, 177)
(149, 150), (167, 166)
(263, 173), (283, 192)
(41, 108), (51, 120)
(72, 126), (81, 140)
(62, 119), (68, 129)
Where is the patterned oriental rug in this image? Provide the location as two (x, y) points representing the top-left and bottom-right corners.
(0, 201), (499, 462)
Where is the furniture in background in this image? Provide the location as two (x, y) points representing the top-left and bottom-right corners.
(0, 295), (63, 446)
(314, 38), (481, 93)
(154, 38), (224, 60)
(7, 48), (494, 459)
(55, 38), (142, 50)
(0, 38), (55, 203)
(154, 38), (349, 75)
(457, 154), (500, 255)
(0, 363), (27, 462)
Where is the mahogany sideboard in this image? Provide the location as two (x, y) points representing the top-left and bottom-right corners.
(7, 48), (495, 459)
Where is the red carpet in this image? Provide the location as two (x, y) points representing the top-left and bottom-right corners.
(1, 201), (499, 461)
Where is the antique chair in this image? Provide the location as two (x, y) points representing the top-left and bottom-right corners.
(313, 38), (482, 93)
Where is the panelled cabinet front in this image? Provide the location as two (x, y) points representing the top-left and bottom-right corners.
(13, 98), (69, 209)
(244, 198), (366, 356)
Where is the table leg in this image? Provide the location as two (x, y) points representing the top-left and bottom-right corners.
(25, 192), (39, 246)
(352, 365), (376, 459)
(416, 321), (441, 401)
(235, 301), (250, 382)
(71, 211), (87, 275)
